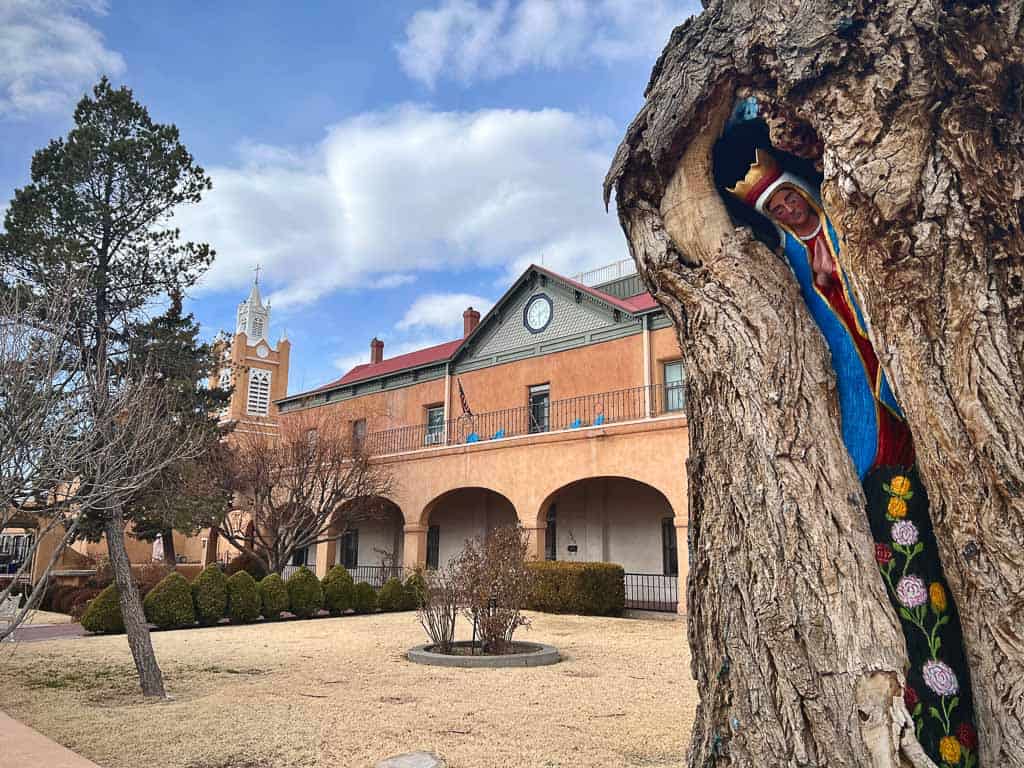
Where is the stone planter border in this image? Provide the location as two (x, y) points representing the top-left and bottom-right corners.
(407, 640), (560, 668)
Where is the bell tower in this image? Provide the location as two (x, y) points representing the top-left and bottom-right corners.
(213, 267), (291, 437)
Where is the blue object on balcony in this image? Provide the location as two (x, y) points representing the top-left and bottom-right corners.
(594, 414), (605, 426)
(492, 428), (505, 439)
(466, 432), (480, 443)
(570, 418), (582, 429)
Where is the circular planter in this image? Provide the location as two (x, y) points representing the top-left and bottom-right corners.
(407, 640), (560, 668)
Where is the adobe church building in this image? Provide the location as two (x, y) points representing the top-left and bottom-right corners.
(266, 260), (691, 613)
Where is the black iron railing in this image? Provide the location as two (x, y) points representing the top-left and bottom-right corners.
(347, 564), (406, 588)
(363, 383), (685, 457)
(623, 573), (679, 613)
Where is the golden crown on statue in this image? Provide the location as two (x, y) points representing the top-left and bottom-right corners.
(727, 148), (783, 208)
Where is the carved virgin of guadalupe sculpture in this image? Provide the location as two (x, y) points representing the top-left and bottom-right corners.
(729, 149), (980, 767)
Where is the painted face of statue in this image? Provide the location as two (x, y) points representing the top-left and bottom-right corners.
(766, 185), (813, 233)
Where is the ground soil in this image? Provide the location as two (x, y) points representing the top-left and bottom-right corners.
(0, 611), (694, 768)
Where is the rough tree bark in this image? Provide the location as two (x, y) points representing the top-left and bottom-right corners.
(105, 504), (166, 697)
(605, 1), (1023, 766)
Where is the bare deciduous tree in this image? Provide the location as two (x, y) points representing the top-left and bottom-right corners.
(0, 286), (199, 647)
(215, 409), (393, 575)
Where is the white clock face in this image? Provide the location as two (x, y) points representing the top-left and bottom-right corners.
(525, 295), (552, 332)
(256, 344), (269, 359)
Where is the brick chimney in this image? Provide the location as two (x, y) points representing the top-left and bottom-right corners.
(370, 337), (384, 364)
(463, 306), (481, 337)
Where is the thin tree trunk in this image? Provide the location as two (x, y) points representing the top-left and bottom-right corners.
(105, 504), (166, 698)
(161, 526), (176, 567)
(606, 1), (1023, 765)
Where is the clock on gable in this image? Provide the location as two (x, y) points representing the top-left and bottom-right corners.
(523, 293), (553, 334)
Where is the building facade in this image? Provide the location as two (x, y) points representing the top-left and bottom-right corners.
(276, 261), (690, 612)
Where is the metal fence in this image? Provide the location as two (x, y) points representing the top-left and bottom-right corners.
(347, 565), (406, 588)
(623, 573), (679, 613)
(363, 383), (686, 457)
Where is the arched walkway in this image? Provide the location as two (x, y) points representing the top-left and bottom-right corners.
(419, 487), (517, 569)
(313, 496), (404, 579)
(538, 476), (677, 574)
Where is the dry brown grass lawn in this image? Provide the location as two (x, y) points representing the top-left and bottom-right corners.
(0, 611), (696, 768)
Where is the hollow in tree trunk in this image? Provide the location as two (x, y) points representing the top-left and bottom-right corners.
(606, 1), (1023, 766)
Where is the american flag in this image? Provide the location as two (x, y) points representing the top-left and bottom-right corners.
(457, 378), (473, 416)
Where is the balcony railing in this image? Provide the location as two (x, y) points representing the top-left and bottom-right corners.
(363, 383), (685, 457)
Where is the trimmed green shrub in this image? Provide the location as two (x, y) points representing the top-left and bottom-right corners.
(258, 573), (289, 620)
(351, 581), (377, 614)
(225, 551), (268, 582)
(286, 566), (323, 618)
(322, 565), (354, 616)
(403, 570), (426, 610)
(377, 578), (406, 611)
(191, 564), (228, 625)
(526, 561), (625, 616)
(226, 571), (261, 624)
(79, 584), (124, 634)
(143, 572), (196, 629)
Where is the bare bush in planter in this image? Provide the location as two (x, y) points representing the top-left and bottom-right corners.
(416, 560), (460, 654)
(456, 525), (533, 654)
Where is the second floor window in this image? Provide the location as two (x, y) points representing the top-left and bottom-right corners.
(425, 405), (444, 445)
(246, 368), (271, 416)
(664, 361), (685, 412)
(352, 418), (367, 447)
(528, 384), (550, 433)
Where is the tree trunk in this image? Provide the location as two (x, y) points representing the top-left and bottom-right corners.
(161, 526), (176, 567)
(105, 504), (166, 698)
(606, 1), (1023, 766)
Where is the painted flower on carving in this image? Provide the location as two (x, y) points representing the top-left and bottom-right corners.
(892, 520), (919, 546)
(957, 722), (977, 749)
(922, 659), (959, 697)
(929, 582), (947, 613)
(875, 543), (893, 565)
(890, 475), (912, 496)
(903, 685), (919, 709)
(887, 496), (908, 518)
(939, 735), (961, 764)
(895, 575), (928, 608)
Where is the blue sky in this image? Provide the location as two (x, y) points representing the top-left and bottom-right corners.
(0, 0), (699, 394)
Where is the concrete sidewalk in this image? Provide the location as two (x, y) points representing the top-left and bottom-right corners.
(12, 622), (88, 642)
(0, 710), (101, 767)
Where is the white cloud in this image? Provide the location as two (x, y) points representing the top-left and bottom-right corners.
(397, 0), (700, 88)
(179, 105), (627, 308)
(0, 0), (125, 118)
(397, 292), (493, 333)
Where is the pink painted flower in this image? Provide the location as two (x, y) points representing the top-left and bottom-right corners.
(922, 660), (959, 697)
(895, 575), (928, 608)
(892, 520), (919, 547)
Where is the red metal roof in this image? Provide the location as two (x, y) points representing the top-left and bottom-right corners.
(296, 265), (658, 399)
(313, 338), (463, 391)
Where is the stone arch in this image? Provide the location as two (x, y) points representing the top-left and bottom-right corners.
(317, 495), (405, 577)
(419, 486), (518, 568)
(536, 476), (679, 576)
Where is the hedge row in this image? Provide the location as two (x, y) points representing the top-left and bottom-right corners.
(525, 561), (626, 616)
(80, 564), (424, 634)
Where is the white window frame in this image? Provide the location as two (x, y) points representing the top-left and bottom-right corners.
(246, 368), (272, 416)
(663, 361), (685, 412)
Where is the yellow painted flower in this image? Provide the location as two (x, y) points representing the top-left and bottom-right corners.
(939, 735), (961, 764)
(887, 497), (908, 518)
(890, 475), (912, 497)
(930, 582), (947, 613)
